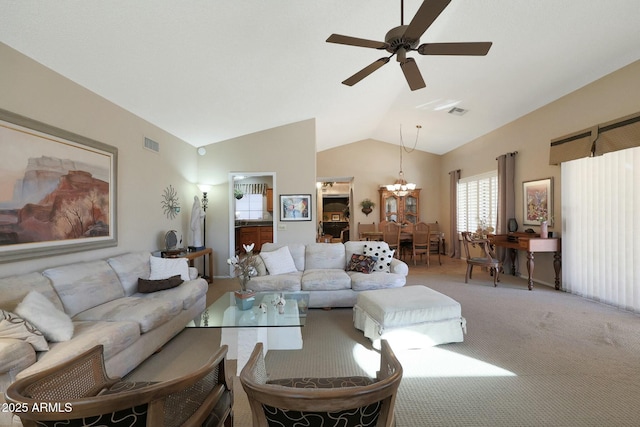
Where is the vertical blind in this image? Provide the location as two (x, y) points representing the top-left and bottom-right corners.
(457, 171), (498, 233)
(562, 146), (640, 312)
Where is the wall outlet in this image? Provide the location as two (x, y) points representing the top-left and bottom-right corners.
(278, 223), (286, 231)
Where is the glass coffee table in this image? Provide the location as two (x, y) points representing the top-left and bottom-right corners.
(186, 291), (310, 374)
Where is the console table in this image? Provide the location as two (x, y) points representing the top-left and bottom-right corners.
(183, 248), (214, 283)
(490, 233), (561, 291)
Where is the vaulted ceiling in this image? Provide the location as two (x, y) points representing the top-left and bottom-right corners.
(2, 1), (639, 154)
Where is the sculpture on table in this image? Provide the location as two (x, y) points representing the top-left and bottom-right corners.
(189, 195), (205, 250)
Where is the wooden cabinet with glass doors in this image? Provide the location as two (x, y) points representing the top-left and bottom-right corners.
(378, 188), (420, 224)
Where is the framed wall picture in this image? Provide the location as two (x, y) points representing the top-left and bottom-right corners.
(279, 194), (311, 221)
(523, 178), (553, 226)
(0, 109), (118, 263)
(331, 214), (341, 221)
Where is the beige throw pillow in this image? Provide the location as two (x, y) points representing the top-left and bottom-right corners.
(260, 246), (298, 275)
(15, 291), (74, 342)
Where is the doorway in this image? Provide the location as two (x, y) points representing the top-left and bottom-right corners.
(316, 177), (353, 242)
(228, 172), (276, 275)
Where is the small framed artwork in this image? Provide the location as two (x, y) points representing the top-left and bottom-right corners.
(280, 194), (312, 221)
(331, 214), (340, 221)
(523, 178), (553, 226)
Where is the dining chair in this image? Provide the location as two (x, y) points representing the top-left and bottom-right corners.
(461, 231), (502, 286)
(381, 222), (401, 258)
(426, 222), (443, 266)
(358, 222), (377, 240)
(412, 229), (430, 266)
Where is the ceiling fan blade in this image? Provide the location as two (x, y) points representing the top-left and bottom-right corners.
(400, 57), (426, 91)
(342, 57), (390, 86)
(417, 42), (493, 56)
(326, 34), (388, 50)
(403, 0), (451, 41)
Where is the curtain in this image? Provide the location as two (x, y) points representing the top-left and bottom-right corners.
(234, 183), (267, 195)
(562, 146), (640, 312)
(496, 152), (517, 272)
(449, 169), (461, 258)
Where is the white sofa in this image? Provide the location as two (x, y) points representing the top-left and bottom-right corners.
(248, 241), (408, 308)
(0, 251), (207, 405)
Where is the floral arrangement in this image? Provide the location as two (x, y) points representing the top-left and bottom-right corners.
(226, 243), (259, 292)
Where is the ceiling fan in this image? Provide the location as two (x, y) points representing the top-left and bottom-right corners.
(326, 0), (492, 91)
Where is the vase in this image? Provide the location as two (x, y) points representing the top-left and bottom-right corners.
(540, 221), (548, 238)
(234, 289), (256, 311)
(361, 207), (373, 216)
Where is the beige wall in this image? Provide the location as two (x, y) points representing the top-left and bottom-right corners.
(317, 139), (442, 229)
(1, 43), (201, 277)
(196, 119), (317, 276)
(440, 59), (640, 286)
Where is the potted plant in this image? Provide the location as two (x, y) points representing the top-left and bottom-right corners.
(226, 243), (258, 310)
(234, 189), (244, 200)
(360, 198), (375, 216)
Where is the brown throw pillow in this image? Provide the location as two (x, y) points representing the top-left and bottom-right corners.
(138, 275), (183, 293)
(347, 254), (378, 274)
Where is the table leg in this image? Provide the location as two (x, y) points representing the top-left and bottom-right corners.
(553, 251), (562, 290)
(509, 248), (517, 275)
(207, 252), (214, 283)
(526, 251), (535, 290)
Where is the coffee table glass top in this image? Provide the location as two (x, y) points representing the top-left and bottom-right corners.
(186, 291), (309, 328)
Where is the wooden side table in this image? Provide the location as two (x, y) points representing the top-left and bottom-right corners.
(183, 248), (214, 283)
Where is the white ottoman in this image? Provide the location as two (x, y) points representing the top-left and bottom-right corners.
(353, 286), (466, 349)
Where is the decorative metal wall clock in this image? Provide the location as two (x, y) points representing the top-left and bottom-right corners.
(161, 185), (180, 219)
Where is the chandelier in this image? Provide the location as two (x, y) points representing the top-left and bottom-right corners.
(385, 125), (420, 196)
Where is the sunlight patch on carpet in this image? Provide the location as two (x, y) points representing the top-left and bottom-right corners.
(353, 344), (515, 378)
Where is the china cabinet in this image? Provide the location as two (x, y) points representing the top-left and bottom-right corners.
(379, 188), (420, 224)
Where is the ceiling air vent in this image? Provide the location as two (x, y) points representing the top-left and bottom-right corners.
(448, 107), (468, 116)
(143, 137), (160, 153)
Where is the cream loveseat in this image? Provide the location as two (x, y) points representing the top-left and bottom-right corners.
(248, 241), (408, 308)
(0, 251), (208, 409)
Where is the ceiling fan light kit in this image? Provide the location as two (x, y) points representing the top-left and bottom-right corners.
(326, 0), (492, 91)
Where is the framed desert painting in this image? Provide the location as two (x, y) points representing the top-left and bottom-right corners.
(0, 109), (117, 262)
(523, 178), (553, 226)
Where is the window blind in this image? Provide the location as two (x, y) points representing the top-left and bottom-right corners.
(562, 146), (640, 311)
(457, 171), (498, 233)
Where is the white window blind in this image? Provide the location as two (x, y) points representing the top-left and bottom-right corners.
(562, 146), (640, 311)
(457, 171), (498, 233)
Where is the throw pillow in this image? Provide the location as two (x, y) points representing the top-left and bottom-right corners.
(138, 275), (184, 293)
(363, 243), (395, 273)
(260, 246), (297, 275)
(346, 254), (378, 274)
(0, 309), (49, 351)
(15, 291), (74, 342)
(149, 256), (190, 281)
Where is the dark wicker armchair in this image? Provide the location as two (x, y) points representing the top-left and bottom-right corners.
(6, 344), (233, 427)
(240, 339), (402, 427)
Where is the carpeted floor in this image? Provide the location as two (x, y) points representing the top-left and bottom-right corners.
(126, 256), (640, 426)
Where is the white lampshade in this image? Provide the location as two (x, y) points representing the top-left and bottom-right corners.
(198, 184), (211, 193)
